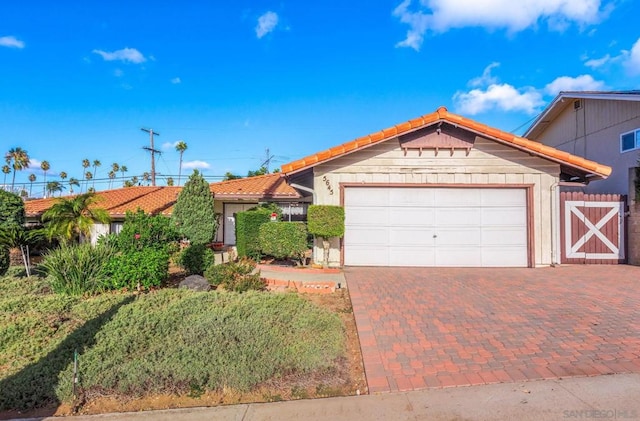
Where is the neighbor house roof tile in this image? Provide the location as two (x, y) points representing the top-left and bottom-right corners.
(280, 106), (612, 179)
(209, 173), (300, 199)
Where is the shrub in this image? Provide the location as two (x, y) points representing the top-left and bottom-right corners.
(177, 244), (215, 275)
(113, 209), (180, 252)
(307, 205), (345, 239)
(41, 243), (115, 295)
(0, 246), (8, 276)
(0, 190), (25, 230)
(172, 170), (217, 245)
(235, 207), (270, 259)
(259, 222), (308, 263)
(204, 258), (266, 292)
(104, 248), (170, 290)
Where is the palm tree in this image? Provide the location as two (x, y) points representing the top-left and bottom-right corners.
(120, 165), (128, 186)
(84, 171), (93, 194)
(0, 225), (44, 277)
(175, 141), (187, 186)
(92, 160), (101, 189)
(2, 165), (10, 187)
(68, 177), (80, 194)
(142, 172), (150, 185)
(59, 171), (67, 182)
(110, 163), (119, 188)
(108, 170), (116, 189)
(81, 158), (90, 192)
(46, 181), (64, 197)
(40, 160), (50, 197)
(166, 177), (174, 186)
(28, 173), (36, 197)
(5, 147), (30, 191)
(41, 192), (110, 243)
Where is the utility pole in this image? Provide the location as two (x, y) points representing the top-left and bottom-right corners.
(261, 148), (275, 173)
(141, 128), (161, 186)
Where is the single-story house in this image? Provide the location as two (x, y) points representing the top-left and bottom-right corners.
(280, 106), (611, 268)
(24, 174), (305, 245)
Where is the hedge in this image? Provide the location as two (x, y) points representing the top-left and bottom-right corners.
(259, 222), (308, 262)
(235, 207), (271, 259)
(307, 205), (345, 239)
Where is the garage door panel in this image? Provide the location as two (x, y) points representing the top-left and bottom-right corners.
(390, 227), (435, 246)
(481, 207), (527, 225)
(436, 246), (481, 266)
(436, 228), (481, 245)
(436, 208), (480, 226)
(344, 187), (528, 267)
(482, 227), (527, 245)
(346, 207), (388, 225)
(344, 188), (389, 206)
(482, 247), (528, 267)
(345, 246), (389, 266)
(389, 207), (436, 225)
(482, 188), (526, 205)
(389, 188), (436, 206)
(436, 188), (481, 206)
(347, 227), (388, 245)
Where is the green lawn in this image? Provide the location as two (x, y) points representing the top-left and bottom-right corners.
(0, 268), (344, 411)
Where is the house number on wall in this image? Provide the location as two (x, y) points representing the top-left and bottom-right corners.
(322, 175), (334, 195)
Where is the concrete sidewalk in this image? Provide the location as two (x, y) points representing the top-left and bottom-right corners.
(15, 374), (640, 421)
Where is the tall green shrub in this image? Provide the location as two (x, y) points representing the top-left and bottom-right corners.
(177, 243), (215, 275)
(42, 243), (115, 295)
(235, 207), (270, 258)
(259, 222), (308, 263)
(172, 170), (217, 245)
(0, 190), (25, 229)
(307, 205), (345, 268)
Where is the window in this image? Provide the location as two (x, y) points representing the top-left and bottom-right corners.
(621, 129), (640, 152)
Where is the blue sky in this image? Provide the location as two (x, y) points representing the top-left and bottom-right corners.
(2, 0), (640, 196)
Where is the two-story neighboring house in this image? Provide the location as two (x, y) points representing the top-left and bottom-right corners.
(525, 91), (640, 264)
(525, 91), (640, 198)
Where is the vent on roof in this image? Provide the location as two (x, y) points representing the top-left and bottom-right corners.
(574, 100), (582, 110)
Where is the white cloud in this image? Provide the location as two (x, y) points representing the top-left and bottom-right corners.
(584, 54), (612, 69)
(624, 38), (640, 75)
(161, 141), (181, 151)
(171, 77), (181, 84)
(183, 160), (211, 170)
(92, 47), (147, 64)
(114, 68), (124, 77)
(469, 62), (500, 87)
(0, 36), (25, 48)
(256, 11), (279, 39)
(454, 84), (544, 115)
(544, 74), (606, 95)
(393, 0), (606, 51)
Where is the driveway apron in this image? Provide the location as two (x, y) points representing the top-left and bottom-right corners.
(345, 266), (640, 393)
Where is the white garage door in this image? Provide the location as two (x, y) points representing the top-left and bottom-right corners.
(344, 187), (528, 267)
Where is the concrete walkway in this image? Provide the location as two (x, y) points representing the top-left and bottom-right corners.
(14, 374), (640, 421)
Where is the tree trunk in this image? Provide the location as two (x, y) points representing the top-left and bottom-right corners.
(322, 239), (330, 269)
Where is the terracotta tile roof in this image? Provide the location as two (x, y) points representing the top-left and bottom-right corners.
(209, 173), (300, 200)
(24, 186), (181, 219)
(281, 106), (612, 179)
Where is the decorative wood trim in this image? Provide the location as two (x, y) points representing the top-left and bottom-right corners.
(338, 183), (536, 268)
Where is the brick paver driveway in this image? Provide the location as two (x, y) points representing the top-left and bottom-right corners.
(345, 266), (640, 393)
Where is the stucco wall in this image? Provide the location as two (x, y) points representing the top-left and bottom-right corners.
(312, 136), (560, 267)
(534, 99), (640, 196)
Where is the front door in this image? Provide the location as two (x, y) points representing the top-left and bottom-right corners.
(223, 203), (258, 245)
